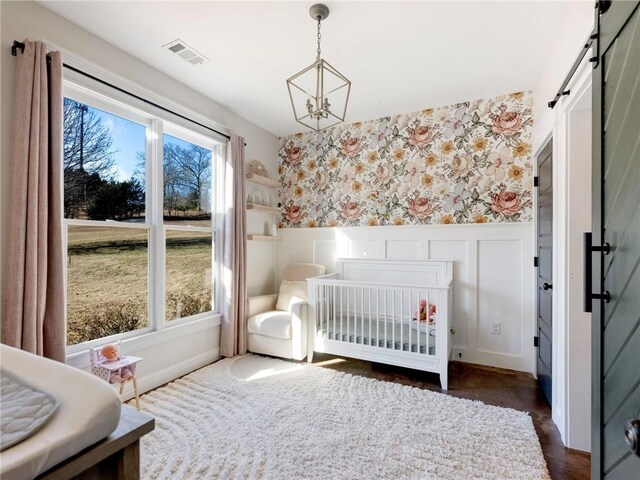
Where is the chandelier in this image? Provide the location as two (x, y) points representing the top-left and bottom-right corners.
(286, 4), (351, 132)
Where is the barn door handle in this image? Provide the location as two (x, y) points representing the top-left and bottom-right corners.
(543, 283), (552, 291)
(584, 232), (611, 313)
(625, 419), (640, 457)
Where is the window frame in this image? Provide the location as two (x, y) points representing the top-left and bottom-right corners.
(63, 81), (224, 354)
(161, 123), (218, 327)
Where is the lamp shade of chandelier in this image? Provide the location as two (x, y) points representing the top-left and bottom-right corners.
(286, 4), (351, 132)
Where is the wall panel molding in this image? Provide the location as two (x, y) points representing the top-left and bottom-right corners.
(279, 224), (534, 373)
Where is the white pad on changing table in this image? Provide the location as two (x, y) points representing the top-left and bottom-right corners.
(0, 369), (60, 451)
(0, 345), (122, 480)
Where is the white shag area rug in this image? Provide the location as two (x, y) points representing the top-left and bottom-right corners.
(136, 355), (550, 480)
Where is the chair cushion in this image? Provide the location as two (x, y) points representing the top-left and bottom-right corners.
(247, 311), (293, 340)
(275, 280), (307, 311)
(282, 263), (326, 282)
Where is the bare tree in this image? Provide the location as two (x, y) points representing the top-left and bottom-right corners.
(135, 149), (182, 217)
(64, 99), (115, 217)
(133, 140), (211, 219)
(63, 99), (115, 176)
(163, 143), (212, 213)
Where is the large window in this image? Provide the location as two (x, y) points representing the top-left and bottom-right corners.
(63, 84), (221, 348)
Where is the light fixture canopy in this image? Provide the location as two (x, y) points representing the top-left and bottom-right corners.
(287, 4), (351, 132)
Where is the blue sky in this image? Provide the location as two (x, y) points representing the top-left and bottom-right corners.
(93, 107), (197, 182)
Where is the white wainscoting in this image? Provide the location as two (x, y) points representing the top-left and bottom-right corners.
(278, 223), (535, 373)
(67, 317), (220, 400)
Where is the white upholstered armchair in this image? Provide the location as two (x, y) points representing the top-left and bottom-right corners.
(247, 263), (326, 360)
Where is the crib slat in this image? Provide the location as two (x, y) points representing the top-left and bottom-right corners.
(376, 289), (380, 347)
(348, 285), (351, 342)
(355, 288), (359, 343)
(356, 287), (359, 343)
(344, 285), (347, 342)
(384, 289), (387, 349)
(358, 288), (361, 344)
(410, 290), (414, 353)
(320, 285), (323, 336)
(376, 288), (380, 347)
(400, 290), (404, 351)
(427, 291), (431, 356)
(432, 292), (436, 356)
(351, 287), (355, 343)
(361, 287), (365, 344)
(368, 287), (372, 346)
(417, 291), (421, 354)
(408, 290), (412, 352)
(324, 285), (328, 338)
(333, 286), (336, 341)
(392, 290), (395, 350)
(313, 285), (322, 335)
(320, 285), (324, 336)
(324, 285), (328, 336)
(340, 286), (343, 341)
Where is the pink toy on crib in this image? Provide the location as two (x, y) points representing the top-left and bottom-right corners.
(100, 343), (133, 383)
(416, 299), (437, 324)
(428, 303), (436, 324)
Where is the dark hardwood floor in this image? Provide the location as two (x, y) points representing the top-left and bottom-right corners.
(304, 353), (591, 480)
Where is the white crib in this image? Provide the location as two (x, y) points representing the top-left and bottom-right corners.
(307, 259), (453, 389)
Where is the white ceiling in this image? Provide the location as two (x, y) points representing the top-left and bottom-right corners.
(39, 1), (571, 137)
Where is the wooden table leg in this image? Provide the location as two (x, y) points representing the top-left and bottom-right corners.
(116, 439), (140, 480)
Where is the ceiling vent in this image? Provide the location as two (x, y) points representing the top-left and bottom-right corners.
(162, 39), (209, 65)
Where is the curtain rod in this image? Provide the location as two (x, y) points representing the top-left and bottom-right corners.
(11, 40), (243, 145)
(547, 30), (597, 109)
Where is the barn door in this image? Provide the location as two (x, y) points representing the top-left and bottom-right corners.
(589, 1), (640, 478)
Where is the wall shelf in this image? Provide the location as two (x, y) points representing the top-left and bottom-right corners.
(246, 173), (279, 189)
(247, 204), (280, 215)
(247, 235), (281, 242)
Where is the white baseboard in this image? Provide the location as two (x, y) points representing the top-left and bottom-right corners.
(120, 348), (220, 400)
(451, 348), (532, 373)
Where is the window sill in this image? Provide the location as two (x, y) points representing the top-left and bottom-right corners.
(66, 313), (221, 370)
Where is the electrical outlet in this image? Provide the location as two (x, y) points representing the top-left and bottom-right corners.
(490, 321), (501, 335)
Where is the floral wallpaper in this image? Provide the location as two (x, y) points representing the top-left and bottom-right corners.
(278, 91), (533, 228)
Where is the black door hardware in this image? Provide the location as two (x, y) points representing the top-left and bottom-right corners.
(583, 232), (611, 312)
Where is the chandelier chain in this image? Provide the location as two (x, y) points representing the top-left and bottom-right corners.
(316, 18), (322, 60)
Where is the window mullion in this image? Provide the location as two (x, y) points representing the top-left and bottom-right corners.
(213, 144), (225, 314)
(150, 119), (166, 332)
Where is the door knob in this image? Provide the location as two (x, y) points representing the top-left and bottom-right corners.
(625, 419), (640, 457)
(543, 283), (553, 291)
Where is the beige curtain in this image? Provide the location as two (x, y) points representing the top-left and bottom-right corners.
(2, 41), (65, 362)
(220, 134), (247, 357)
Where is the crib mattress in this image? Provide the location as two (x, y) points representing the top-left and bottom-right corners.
(0, 345), (122, 480)
(320, 317), (437, 355)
